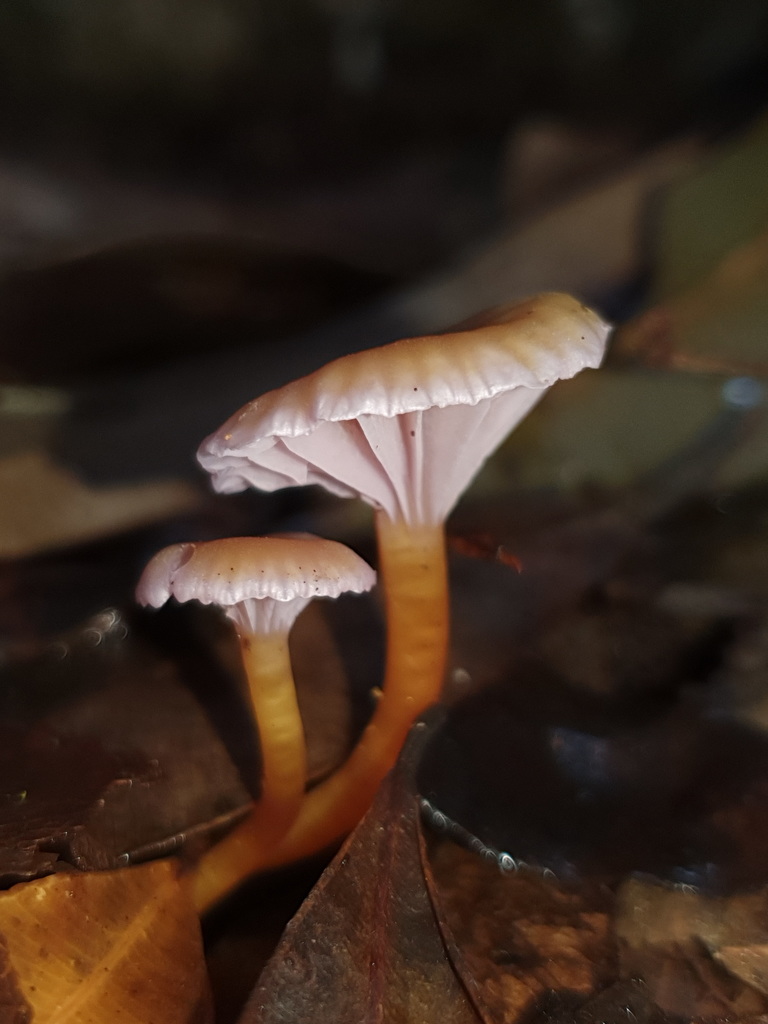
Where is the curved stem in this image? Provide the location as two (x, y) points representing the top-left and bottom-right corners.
(238, 631), (307, 849)
(193, 515), (449, 912)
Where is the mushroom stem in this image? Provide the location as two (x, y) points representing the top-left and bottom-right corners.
(375, 511), (450, 724)
(238, 630), (307, 844)
(192, 515), (449, 912)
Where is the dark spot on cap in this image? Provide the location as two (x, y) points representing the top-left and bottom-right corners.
(410, 430), (415, 437)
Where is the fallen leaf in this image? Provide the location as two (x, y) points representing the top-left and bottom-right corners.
(0, 450), (201, 559)
(615, 876), (768, 1019)
(425, 841), (613, 1024)
(0, 859), (212, 1023)
(419, 673), (768, 892)
(0, 609), (250, 884)
(0, 723), (144, 885)
(716, 944), (768, 996)
(425, 831), (768, 1024)
(241, 719), (481, 1024)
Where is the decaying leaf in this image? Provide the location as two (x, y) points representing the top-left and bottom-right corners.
(0, 723), (145, 885)
(0, 609), (250, 885)
(0, 859), (212, 1023)
(425, 830), (768, 1024)
(241, 720), (481, 1024)
(0, 450), (201, 560)
(615, 877), (768, 1019)
(417, 662), (768, 1023)
(426, 841), (613, 1024)
(422, 667), (768, 888)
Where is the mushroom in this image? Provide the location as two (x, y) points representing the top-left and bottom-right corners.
(135, 535), (375, 853)
(194, 292), (610, 907)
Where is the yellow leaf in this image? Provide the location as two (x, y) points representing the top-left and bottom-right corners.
(0, 860), (211, 1024)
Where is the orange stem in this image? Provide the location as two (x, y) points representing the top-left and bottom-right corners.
(238, 631), (307, 849)
(193, 515), (449, 912)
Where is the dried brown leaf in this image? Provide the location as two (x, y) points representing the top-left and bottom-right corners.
(0, 859), (212, 1023)
(425, 841), (614, 1024)
(0, 615), (250, 884)
(616, 877), (768, 1019)
(241, 721), (481, 1024)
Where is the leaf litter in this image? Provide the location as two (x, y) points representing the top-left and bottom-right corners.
(241, 717), (482, 1024)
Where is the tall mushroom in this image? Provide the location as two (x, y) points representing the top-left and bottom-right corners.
(136, 535), (375, 853)
(194, 292), (610, 908)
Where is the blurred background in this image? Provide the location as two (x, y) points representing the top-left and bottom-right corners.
(1, 0), (768, 633)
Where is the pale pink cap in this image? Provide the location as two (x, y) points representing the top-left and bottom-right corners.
(136, 534), (376, 635)
(198, 293), (611, 526)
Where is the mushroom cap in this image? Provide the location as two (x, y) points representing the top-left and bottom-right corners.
(201, 294), (607, 442)
(136, 535), (376, 632)
(198, 293), (611, 525)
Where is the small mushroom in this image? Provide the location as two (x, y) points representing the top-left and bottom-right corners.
(195, 293), (610, 906)
(136, 535), (375, 859)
